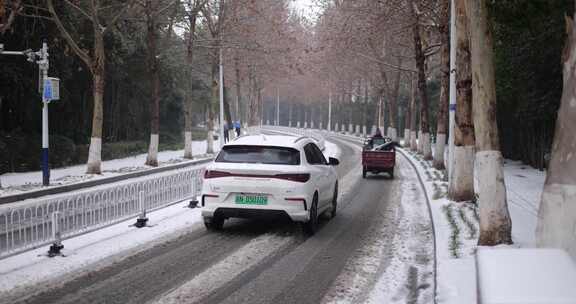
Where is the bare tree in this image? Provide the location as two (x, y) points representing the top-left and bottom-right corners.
(536, 11), (576, 259)
(408, 0), (432, 160)
(433, 0), (450, 170)
(467, 0), (512, 246)
(448, 0), (475, 202)
(182, 0), (206, 159)
(135, 0), (178, 167)
(0, 0), (21, 35)
(47, 0), (134, 174)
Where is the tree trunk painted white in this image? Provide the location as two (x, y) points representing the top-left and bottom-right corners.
(86, 67), (105, 174)
(422, 132), (432, 160)
(475, 151), (512, 244)
(448, 0), (475, 202)
(536, 13), (576, 259)
(145, 134), (159, 167)
(387, 127), (397, 142)
(468, 0), (512, 245)
(355, 125), (360, 136)
(86, 137), (102, 174)
(184, 131), (193, 159)
(348, 123), (353, 134)
(410, 131), (418, 151)
(434, 134), (446, 169)
(434, 0), (450, 170)
(417, 130), (424, 154)
(404, 129), (411, 147)
(448, 145), (475, 201)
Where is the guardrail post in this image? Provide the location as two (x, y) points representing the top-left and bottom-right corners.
(48, 211), (64, 257)
(135, 191), (148, 228)
(188, 180), (199, 208)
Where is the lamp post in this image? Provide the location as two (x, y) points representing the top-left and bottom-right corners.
(448, 0), (457, 181)
(276, 87), (280, 126)
(328, 87), (332, 132)
(219, 45), (225, 148)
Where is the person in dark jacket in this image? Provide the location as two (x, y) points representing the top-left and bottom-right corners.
(223, 121), (230, 143)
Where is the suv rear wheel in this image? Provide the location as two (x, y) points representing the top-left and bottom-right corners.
(302, 194), (319, 235)
(330, 183), (338, 218)
(204, 215), (224, 231)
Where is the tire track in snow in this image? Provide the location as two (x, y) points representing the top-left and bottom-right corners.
(152, 233), (296, 304)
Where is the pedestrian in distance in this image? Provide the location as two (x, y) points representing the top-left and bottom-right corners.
(235, 121), (241, 137)
(224, 121), (230, 143)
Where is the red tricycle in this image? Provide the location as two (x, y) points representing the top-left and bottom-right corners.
(362, 136), (396, 178)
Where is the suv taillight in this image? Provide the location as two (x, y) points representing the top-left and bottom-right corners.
(204, 170), (230, 179)
(275, 173), (310, 183)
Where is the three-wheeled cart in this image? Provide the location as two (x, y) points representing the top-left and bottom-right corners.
(362, 137), (396, 178)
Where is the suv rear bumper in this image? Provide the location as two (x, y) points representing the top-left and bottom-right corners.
(202, 206), (309, 222)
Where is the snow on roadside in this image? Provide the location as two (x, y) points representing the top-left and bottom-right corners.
(400, 149), (478, 304)
(365, 179), (434, 304)
(400, 147), (547, 304)
(0, 201), (204, 302)
(502, 160), (545, 247)
(0, 140), (219, 196)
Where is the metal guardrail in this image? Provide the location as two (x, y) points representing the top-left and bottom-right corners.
(0, 158), (213, 205)
(0, 168), (204, 259)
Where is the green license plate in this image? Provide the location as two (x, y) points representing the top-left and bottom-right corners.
(235, 194), (268, 205)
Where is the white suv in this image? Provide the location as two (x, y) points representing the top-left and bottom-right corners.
(201, 134), (339, 234)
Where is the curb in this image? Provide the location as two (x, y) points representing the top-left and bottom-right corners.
(396, 147), (439, 304)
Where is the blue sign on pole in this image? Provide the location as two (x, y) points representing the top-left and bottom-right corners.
(43, 79), (52, 101)
(449, 104), (456, 112)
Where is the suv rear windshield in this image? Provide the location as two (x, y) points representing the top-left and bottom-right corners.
(215, 145), (301, 165)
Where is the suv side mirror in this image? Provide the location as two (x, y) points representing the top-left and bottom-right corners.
(328, 157), (340, 166)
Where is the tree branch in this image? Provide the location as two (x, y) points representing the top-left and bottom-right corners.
(47, 0), (92, 68)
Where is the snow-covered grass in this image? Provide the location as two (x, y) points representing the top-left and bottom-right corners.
(502, 159), (545, 247)
(400, 147), (547, 304)
(0, 140), (219, 197)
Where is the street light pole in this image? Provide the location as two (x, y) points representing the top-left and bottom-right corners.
(40, 42), (50, 186)
(276, 87), (280, 126)
(448, 0), (457, 181)
(219, 46), (225, 148)
(328, 87), (332, 132)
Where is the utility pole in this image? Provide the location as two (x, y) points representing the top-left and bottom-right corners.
(276, 87), (280, 126)
(219, 46), (225, 148)
(328, 87), (332, 132)
(448, 0), (457, 181)
(0, 42), (54, 186)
